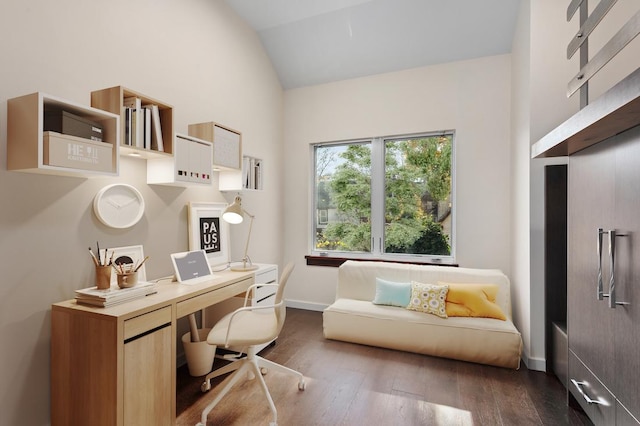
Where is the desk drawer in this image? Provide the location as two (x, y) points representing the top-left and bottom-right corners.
(255, 267), (277, 285)
(124, 306), (171, 341)
(254, 285), (276, 303)
(177, 277), (253, 318)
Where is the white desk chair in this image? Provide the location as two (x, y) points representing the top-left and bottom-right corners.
(196, 262), (305, 426)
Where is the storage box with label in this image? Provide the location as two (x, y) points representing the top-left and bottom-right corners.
(43, 131), (113, 172)
(44, 110), (103, 141)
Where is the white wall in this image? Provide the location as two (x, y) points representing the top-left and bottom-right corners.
(283, 55), (513, 309)
(510, 0), (533, 369)
(0, 1), (284, 424)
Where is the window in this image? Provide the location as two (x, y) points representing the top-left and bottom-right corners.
(312, 132), (454, 261)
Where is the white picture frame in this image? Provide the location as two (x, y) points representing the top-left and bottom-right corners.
(102, 245), (147, 285)
(187, 202), (230, 267)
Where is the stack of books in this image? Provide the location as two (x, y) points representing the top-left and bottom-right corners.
(75, 282), (157, 307)
(123, 97), (164, 151)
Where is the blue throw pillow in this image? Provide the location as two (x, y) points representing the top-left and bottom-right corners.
(372, 278), (411, 307)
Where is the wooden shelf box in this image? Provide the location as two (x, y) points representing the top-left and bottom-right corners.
(91, 86), (173, 159)
(7, 92), (119, 177)
(188, 122), (242, 170)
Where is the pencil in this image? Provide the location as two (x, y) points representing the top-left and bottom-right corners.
(88, 248), (99, 267)
(134, 256), (149, 272)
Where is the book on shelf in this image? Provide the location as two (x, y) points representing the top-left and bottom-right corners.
(146, 104), (164, 152)
(143, 106), (151, 149)
(253, 160), (262, 189)
(242, 157), (250, 189)
(75, 281), (157, 307)
(123, 96), (143, 148)
(124, 107), (132, 146)
(248, 157), (256, 189)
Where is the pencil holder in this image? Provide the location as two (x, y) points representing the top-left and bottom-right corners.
(117, 271), (138, 289)
(95, 265), (112, 290)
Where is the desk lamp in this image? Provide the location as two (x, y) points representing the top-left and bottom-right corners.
(223, 195), (258, 271)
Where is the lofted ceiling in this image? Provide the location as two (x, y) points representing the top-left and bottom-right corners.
(224, 0), (522, 89)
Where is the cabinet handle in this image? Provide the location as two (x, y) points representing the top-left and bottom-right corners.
(608, 229), (616, 308)
(570, 379), (605, 405)
(608, 230), (630, 309)
(597, 228), (607, 301)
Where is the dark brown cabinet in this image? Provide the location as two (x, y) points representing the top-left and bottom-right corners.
(611, 130), (640, 419)
(533, 68), (640, 426)
(567, 126), (640, 424)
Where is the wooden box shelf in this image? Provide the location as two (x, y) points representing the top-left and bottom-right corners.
(91, 86), (173, 159)
(7, 92), (119, 177)
(188, 121), (242, 170)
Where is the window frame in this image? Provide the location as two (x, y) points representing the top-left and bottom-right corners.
(309, 131), (456, 264)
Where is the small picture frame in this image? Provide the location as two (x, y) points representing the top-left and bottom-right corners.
(187, 202), (230, 267)
(101, 245), (148, 285)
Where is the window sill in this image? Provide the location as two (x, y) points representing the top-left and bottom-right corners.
(305, 255), (458, 268)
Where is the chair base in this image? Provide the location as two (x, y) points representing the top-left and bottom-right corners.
(198, 346), (305, 426)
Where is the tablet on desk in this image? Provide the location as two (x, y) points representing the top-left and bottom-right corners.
(170, 249), (216, 285)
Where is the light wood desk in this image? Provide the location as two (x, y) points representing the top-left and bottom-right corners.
(51, 269), (256, 426)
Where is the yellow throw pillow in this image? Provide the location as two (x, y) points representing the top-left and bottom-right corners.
(406, 281), (449, 318)
(440, 282), (507, 321)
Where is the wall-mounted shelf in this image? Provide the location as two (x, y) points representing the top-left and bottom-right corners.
(188, 122), (242, 170)
(219, 155), (263, 192)
(147, 134), (212, 186)
(7, 92), (119, 177)
(91, 86), (173, 160)
(532, 67), (640, 158)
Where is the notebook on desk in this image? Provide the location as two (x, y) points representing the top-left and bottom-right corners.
(170, 249), (216, 285)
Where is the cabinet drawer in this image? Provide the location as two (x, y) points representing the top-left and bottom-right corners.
(618, 401), (640, 426)
(255, 267), (277, 284)
(569, 351), (615, 425)
(124, 306), (171, 341)
(254, 285), (276, 302)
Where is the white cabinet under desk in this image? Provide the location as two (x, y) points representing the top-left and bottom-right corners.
(204, 264), (278, 354)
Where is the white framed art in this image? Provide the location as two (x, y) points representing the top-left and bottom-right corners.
(187, 202), (230, 267)
(101, 245), (148, 285)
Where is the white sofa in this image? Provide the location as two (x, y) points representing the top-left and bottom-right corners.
(322, 260), (523, 369)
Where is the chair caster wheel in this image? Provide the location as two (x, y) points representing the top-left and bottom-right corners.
(298, 380), (306, 391)
(201, 381), (211, 392)
(260, 367), (268, 375)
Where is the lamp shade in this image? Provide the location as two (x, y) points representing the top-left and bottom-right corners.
(222, 196), (244, 224)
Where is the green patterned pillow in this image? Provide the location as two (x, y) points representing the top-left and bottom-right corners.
(406, 281), (449, 318)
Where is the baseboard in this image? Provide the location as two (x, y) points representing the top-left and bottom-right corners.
(521, 353), (546, 372)
(285, 299), (328, 312)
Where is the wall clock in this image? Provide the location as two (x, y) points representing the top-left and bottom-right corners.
(93, 183), (145, 229)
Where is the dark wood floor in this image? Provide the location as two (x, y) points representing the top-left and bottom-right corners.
(176, 308), (591, 426)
